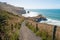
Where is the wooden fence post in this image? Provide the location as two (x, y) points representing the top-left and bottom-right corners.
(53, 25), (57, 40)
(36, 23), (39, 32)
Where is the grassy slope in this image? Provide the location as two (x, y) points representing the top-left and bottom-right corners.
(0, 9), (24, 40)
(26, 21), (52, 40)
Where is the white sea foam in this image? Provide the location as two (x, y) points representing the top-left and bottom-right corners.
(22, 11), (60, 26)
(40, 18), (60, 26)
(22, 11), (39, 17)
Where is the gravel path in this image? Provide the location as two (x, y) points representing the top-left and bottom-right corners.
(19, 21), (41, 40)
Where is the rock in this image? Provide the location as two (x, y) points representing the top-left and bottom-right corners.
(27, 11), (30, 13)
(0, 2), (26, 15)
(27, 15), (47, 22)
(32, 15), (47, 22)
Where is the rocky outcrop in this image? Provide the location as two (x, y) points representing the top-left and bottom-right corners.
(35, 15), (47, 22)
(0, 2), (26, 15)
(27, 15), (47, 22)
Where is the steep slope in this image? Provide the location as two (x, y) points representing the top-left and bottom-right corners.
(0, 2), (26, 15)
(0, 9), (24, 40)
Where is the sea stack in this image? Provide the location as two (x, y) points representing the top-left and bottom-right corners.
(27, 11), (30, 13)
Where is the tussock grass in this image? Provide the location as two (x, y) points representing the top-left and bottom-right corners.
(26, 22), (52, 40)
(0, 9), (24, 40)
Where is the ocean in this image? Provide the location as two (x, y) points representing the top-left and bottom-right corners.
(22, 9), (60, 26)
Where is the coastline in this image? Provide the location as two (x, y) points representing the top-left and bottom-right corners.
(22, 11), (60, 26)
(26, 19), (60, 40)
(40, 18), (60, 26)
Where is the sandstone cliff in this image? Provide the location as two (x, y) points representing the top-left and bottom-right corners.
(0, 2), (26, 15)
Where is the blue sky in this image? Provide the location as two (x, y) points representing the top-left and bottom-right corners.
(0, 0), (60, 9)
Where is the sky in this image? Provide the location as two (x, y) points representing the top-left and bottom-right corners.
(0, 0), (60, 9)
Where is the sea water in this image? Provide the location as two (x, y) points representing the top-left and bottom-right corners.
(22, 9), (60, 26)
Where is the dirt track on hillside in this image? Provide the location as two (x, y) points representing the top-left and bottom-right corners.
(19, 21), (41, 40)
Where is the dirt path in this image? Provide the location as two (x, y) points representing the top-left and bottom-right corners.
(19, 21), (41, 40)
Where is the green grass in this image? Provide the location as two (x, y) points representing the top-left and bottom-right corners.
(0, 9), (21, 40)
(26, 22), (36, 33)
(26, 22), (52, 40)
(9, 29), (19, 40)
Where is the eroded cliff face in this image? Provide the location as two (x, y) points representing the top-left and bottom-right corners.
(0, 2), (26, 15)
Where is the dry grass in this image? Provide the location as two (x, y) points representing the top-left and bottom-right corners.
(0, 9), (25, 40)
(26, 20), (60, 40)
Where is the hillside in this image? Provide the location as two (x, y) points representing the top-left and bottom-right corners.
(0, 2), (26, 15)
(0, 9), (24, 40)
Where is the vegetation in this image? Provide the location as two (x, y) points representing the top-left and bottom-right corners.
(26, 22), (52, 40)
(0, 9), (24, 40)
(26, 22), (36, 33)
